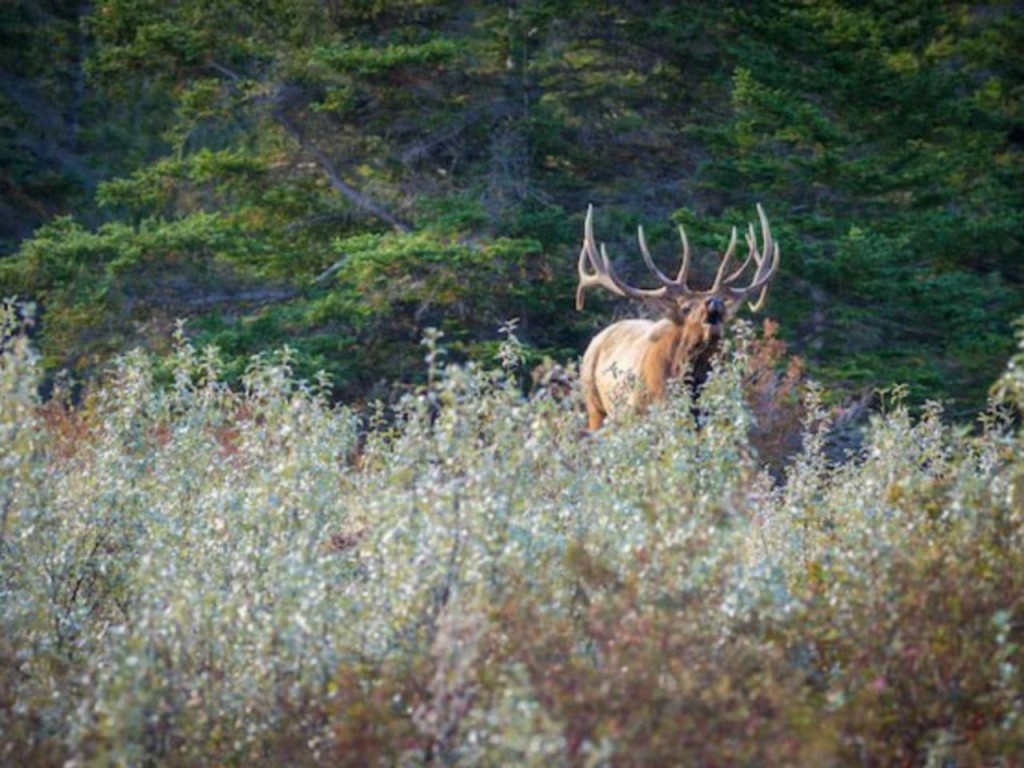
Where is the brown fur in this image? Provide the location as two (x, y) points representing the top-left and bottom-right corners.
(582, 299), (726, 430)
(576, 204), (779, 430)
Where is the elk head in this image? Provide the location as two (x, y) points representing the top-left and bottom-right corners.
(576, 204), (780, 430)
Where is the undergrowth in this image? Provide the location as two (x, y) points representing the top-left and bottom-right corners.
(2, 305), (1022, 766)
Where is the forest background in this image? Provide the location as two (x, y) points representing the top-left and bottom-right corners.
(1, 0), (1022, 416)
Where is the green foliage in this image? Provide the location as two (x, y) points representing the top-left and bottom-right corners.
(0, 1), (92, 249)
(3, 4), (1023, 762)
(191, 231), (560, 400)
(696, 2), (1024, 410)
(993, 319), (1024, 413)
(0, 214), (290, 372)
(2, 318), (1023, 764)
(309, 39), (460, 76)
(1, 0), (1022, 414)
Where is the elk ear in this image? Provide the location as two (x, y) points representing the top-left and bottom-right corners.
(646, 297), (677, 318)
(668, 298), (697, 324)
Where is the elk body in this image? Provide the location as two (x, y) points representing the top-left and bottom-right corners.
(576, 204), (780, 430)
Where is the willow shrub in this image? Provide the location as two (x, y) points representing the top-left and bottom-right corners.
(1, 311), (1022, 766)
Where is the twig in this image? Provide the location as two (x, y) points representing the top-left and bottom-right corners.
(314, 255), (349, 284)
(273, 104), (412, 234)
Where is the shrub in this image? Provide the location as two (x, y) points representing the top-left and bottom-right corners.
(1, 311), (1021, 765)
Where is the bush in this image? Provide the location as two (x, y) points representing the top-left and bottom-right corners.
(1, 310), (1021, 765)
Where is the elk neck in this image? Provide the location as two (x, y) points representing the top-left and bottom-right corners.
(641, 313), (723, 396)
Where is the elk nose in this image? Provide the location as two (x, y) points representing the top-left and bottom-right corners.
(706, 297), (725, 324)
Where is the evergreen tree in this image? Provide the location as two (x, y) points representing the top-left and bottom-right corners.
(1, 0), (1020, 411)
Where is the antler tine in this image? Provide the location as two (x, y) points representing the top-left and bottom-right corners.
(758, 202), (772, 267)
(749, 203), (780, 288)
(576, 205), (670, 310)
(708, 226), (739, 293)
(576, 204), (781, 311)
(747, 240), (780, 310)
(726, 203), (780, 309)
(674, 225), (692, 288)
(723, 224), (755, 285)
(635, 219), (706, 298)
(576, 204), (603, 310)
(637, 225), (678, 287)
(747, 283), (771, 312)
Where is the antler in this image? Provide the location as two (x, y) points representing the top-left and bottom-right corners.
(575, 204), (780, 311)
(576, 205), (670, 310)
(724, 204), (780, 311)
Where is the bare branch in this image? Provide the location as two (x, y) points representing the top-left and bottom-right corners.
(272, 101), (412, 234)
(314, 255), (349, 284)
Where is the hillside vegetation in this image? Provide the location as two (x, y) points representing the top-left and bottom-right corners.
(2, 305), (1024, 765)
(1, 1), (1022, 412)
(3, 4), (1024, 765)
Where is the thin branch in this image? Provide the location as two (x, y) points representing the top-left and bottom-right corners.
(272, 105), (412, 234)
(207, 61), (242, 82)
(141, 288), (300, 309)
(314, 255), (350, 284)
(205, 70), (412, 234)
(400, 101), (516, 165)
(284, 211), (353, 233)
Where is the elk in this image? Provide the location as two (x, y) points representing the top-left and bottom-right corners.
(576, 204), (780, 430)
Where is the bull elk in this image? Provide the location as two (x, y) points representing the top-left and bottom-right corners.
(576, 204), (780, 430)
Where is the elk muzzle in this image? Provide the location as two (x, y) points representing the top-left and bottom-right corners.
(705, 297), (725, 326)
